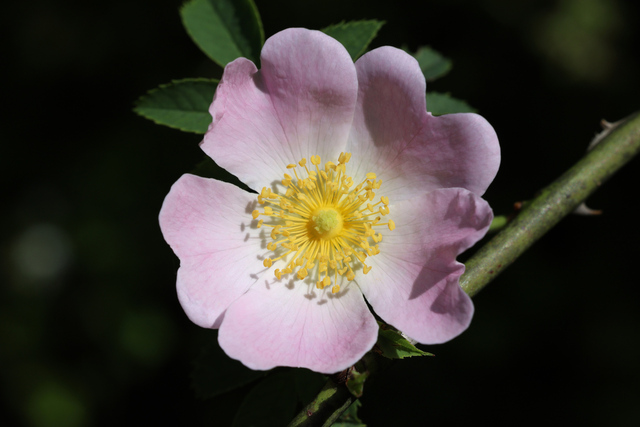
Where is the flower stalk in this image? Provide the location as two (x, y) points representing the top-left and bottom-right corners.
(288, 111), (640, 426)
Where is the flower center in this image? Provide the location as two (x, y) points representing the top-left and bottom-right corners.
(251, 152), (395, 294)
(311, 208), (343, 239)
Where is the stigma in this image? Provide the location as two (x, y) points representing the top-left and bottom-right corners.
(251, 152), (395, 294)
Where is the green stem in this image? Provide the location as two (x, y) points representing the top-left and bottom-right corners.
(461, 112), (640, 297)
(287, 378), (355, 427)
(288, 111), (640, 426)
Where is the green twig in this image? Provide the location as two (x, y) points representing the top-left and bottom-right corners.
(287, 378), (355, 427)
(461, 112), (640, 297)
(288, 111), (640, 426)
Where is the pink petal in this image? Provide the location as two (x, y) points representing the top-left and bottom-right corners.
(202, 28), (358, 191)
(159, 174), (264, 328)
(218, 279), (378, 374)
(359, 188), (493, 343)
(347, 46), (500, 199)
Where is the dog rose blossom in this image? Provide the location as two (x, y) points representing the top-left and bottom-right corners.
(159, 28), (500, 374)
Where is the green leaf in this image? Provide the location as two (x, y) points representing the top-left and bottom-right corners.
(180, 0), (264, 66)
(345, 366), (369, 398)
(334, 400), (366, 427)
(321, 20), (385, 60)
(427, 91), (477, 116)
(191, 339), (266, 399)
(232, 371), (298, 427)
(413, 46), (452, 81)
(376, 325), (434, 360)
(134, 78), (217, 134)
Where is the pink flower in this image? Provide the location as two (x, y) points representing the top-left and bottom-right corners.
(159, 28), (500, 374)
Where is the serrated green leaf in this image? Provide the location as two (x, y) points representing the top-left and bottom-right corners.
(427, 91), (477, 116)
(413, 46), (452, 81)
(181, 0), (264, 66)
(191, 339), (266, 399)
(321, 20), (385, 60)
(232, 372), (298, 427)
(376, 326), (434, 359)
(334, 400), (366, 427)
(134, 78), (217, 133)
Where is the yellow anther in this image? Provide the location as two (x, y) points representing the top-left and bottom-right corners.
(363, 265), (372, 274)
(346, 270), (355, 281)
(252, 210), (260, 219)
(324, 161), (336, 172)
(331, 284), (340, 294)
(263, 258), (273, 268)
(274, 269), (282, 280)
(366, 172), (377, 180)
(257, 219), (263, 228)
(379, 206), (390, 215)
(373, 180), (382, 189)
(299, 158), (307, 167)
(381, 196), (389, 205)
(310, 155), (321, 165)
(264, 206), (273, 215)
(338, 152), (351, 164)
(287, 164), (296, 169)
(322, 276), (331, 288)
(297, 268), (308, 280)
(388, 220), (396, 231)
(267, 242), (277, 251)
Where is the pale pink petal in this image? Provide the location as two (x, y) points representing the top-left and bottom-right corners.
(218, 279), (378, 374)
(159, 174), (265, 328)
(359, 188), (493, 343)
(347, 46), (500, 199)
(202, 28), (358, 191)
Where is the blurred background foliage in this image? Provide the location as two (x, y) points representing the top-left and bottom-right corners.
(2, 0), (640, 425)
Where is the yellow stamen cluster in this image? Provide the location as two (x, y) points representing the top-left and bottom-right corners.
(251, 152), (395, 294)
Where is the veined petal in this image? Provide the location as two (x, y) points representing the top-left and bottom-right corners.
(202, 28), (358, 191)
(218, 279), (378, 374)
(348, 46), (500, 199)
(159, 174), (264, 328)
(358, 188), (493, 343)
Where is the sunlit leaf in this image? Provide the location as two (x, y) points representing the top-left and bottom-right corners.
(376, 325), (434, 359)
(322, 20), (385, 60)
(413, 46), (452, 81)
(133, 78), (217, 134)
(181, 0), (264, 66)
(427, 91), (477, 116)
(345, 366), (369, 398)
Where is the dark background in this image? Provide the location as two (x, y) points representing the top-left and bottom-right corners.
(3, 0), (640, 425)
